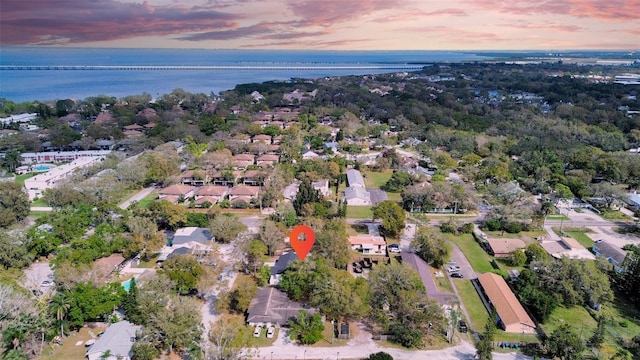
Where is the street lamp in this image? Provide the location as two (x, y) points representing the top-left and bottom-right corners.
(303, 350), (306, 360)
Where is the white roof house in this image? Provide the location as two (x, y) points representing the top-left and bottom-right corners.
(344, 186), (371, 206)
(23, 156), (107, 199)
(86, 321), (141, 360)
(346, 169), (366, 188)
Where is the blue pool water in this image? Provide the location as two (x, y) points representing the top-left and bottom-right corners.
(122, 279), (132, 292)
(33, 165), (53, 171)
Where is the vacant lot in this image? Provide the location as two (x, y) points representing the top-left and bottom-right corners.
(362, 171), (392, 188)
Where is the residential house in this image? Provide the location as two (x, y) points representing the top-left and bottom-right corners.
(123, 124), (144, 132)
(158, 184), (195, 203)
(272, 135), (283, 145)
(271, 121), (285, 129)
(251, 91), (265, 102)
(233, 154), (255, 169)
(487, 238), (526, 258)
(180, 169), (208, 186)
(346, 169), (366, 188)
(228, 185), (260, 206)
(344, 186), (371, 206)
(592, 241), (627, 273)
(210, 170), (239, 187)
(252, 134), (272, 144)
(476, 272), (536, 334)
(194, 186), (228, 206)
(170, 227), (215, 247)
(256, 154), (279, 167)
(123, 129), (144, 138)
(312, 179), (332, 198)
(301, 150), (321, 160)
(323, 142), (339, 152)
(348, 235), (386, 255)
(247, 287), (318, 326)
(86, 321), (141, 360)
(270, 252), (299, 285)
(241, 170), (266, 186)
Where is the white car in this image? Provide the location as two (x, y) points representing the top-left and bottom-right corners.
(253, 325), (262, 337)
(388, 244), (401, 253)
(266, 326), (276, 339)
(446, 265), (461, 273)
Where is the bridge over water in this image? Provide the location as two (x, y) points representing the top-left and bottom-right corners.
(0, 65), (425, 71)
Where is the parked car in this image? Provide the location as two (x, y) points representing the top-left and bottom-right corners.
(451, 273), (464, 278)
(253, 325), (262, 337)
(266, 325), (276, 338)
(41, 280), (54, 287)
(388, 244), (401, 253)
(459, 320), (468, 333)
(446, 265), (461, 273)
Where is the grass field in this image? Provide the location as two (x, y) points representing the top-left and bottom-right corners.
(600, 210), (631, 221)
(362, 170), (392, 188)
(347, 206), (373, 219)
(28, 211), (50, 219)
(38, 326), (107, 360)
(547, 214), (570, 220)
(14, 173), (35, 186)
(541, 305), (597, 337)
(134, 191), (157, 209)
(31, 198), (49, 207)
(566, 231), (595, 248)
(446, 234), (494, 273)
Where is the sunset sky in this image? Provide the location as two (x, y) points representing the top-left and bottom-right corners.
(1, 0), (638, 50)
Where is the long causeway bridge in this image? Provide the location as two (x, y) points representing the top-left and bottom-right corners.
(0, 64), (425, 71)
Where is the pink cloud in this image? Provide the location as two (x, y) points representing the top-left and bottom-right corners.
(371, 8), (468, 22)
(287, 0), (408, 27)
(467, 0), (640, 21)
(498, 21), (583, 32)
(0, 0), (239, 45)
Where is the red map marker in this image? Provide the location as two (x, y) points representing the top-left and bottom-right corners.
(289, 225), (315, 261)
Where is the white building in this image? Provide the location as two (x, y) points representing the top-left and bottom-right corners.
(23, 156), (106, 199)
(21, 150), (111, 164)
(0, 113), (37, 125)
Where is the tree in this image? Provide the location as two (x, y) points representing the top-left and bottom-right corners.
(259, 220), (285, 256)
(293, 178), (322, 216)
(309, 267), (369, 321)
(367, 352), (393, 360)
(0, 182), (29, 228)
(546, 323), (584, 360)
(475, 314), (496, 360)
(49, 292), (71, 338)
(147, 200), (187, 230)
(590, 182), (625, 209)
(288, 310), (325, 345)
(122, 278), (143, 324)
(411, 227), (451, 268)
(228, 276), (258, 314)
(209, 214), (247, 243)
(509, 249), (526, 266)
(161, 254), (204, 295)
(372, 200), (406, 238)
(207, 317), (251, 360)
(524, 243), (549, 264)
(312, 219), (351, 269)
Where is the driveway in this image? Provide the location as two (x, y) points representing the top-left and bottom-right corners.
(449, 245), (477, 280)
(240, 216), (264, 233)
(401, 252), (454, 305)
(23, 261), (55, 296)
(118, 186), (155, 210)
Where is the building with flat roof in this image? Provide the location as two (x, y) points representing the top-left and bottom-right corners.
(477, 272), (536, 334)
(20, 150), (111, 164)
(23, 156), (106, 199)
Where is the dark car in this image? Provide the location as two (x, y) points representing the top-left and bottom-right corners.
(451, 272), (464, 278)
(459, 320), (468, 333)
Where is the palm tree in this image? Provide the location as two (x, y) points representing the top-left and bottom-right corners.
(49, 292), (71, 338)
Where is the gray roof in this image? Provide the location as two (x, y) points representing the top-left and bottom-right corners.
(346, 169), (365, 188)
(247, 287), (317, 326)
(271, 252), (299, 275)
(344, 186), (371, 201)
(593, 242), (627, 265)
(171, 227), (214, 246)
(86, 321), (141, 360)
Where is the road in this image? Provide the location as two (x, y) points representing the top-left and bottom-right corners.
(118, 186), (155, 209)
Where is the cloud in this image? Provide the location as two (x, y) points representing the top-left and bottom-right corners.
(467, 0), (640, 21)
(498, 21), (583, 32)
(287, 0), (408, 27)
(371, 8), (468, 22)
(0, 0), (239, 45)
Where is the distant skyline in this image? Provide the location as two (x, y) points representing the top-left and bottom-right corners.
(1, 0), (638, 50)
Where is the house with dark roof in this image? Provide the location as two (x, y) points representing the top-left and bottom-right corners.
(246, 287), (318, 326)
(270, 252), (299, 285)
(476, 273), (536, 334)
(592, 241), (628, 273)
(86, 321), (141, 360)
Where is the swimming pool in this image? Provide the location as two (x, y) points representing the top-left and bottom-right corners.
(33, 164), (54, 172)
(122, 279), (132, 291)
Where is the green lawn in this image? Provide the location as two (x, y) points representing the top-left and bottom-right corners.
(599, 210), (631, 221)
(347, 206), (373, 219)
(455, 279), (488, 332)
(362, 170), (392, 188)
(134, 191), (157, 209)
(547, 214), (570, 220)
(606, 295), (640, 342)
(28, 211), (50, 219)
(387, 192), (402, 202)
(566, 231), (595, 248)
(14, 173), (35, 186)
(541, 305), (597, 337)
(446, 234), (494, 273)
(31, 198), (48, 207)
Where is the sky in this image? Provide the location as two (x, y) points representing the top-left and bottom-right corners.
(1, 0), (638, 50)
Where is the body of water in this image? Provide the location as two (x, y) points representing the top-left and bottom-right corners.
(0, 47), (491, 102)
